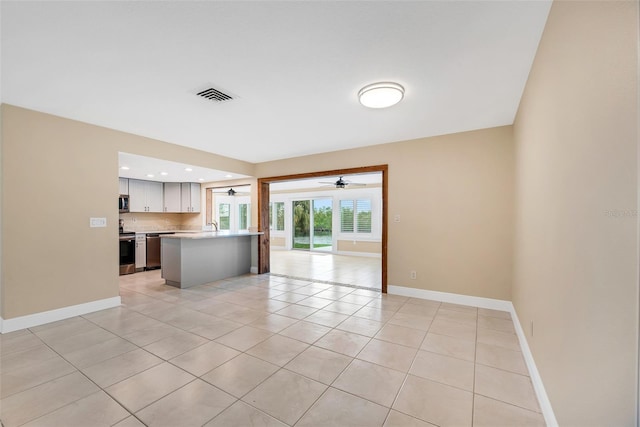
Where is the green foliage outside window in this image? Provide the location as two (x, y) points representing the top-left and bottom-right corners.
(219, 204), (230, 230)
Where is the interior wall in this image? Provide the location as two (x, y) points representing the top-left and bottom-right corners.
(512, 1), (638, 425)
(256, 125), (515, 300)
(0, 104), (254, 319)
(336, 240), (381, 254)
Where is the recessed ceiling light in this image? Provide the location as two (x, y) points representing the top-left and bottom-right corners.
(146, 174), (154, 178)
(358, 82), (405, 108)
(185, 168), (193, 172)
(198, 178), (204, 181)
(160, 172), (168, 176)
(120, 166), (129, 170)
(225, 174), (233, 178)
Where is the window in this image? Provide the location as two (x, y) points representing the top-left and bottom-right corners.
(340, 199), (372, 233)
(275, 202), (285, 231)
(238, 203), (250, 230)
(340, 200), (354, 232)
(218, 203), (230, 230)
(356, 199), (372, 233)
(270, 202), (285, 231)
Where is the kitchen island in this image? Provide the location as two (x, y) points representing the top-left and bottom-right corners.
(161, 231), (262, 288)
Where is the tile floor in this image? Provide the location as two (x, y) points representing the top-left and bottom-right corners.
(270, 249), (382, 290)
(0, 270), (545, 427)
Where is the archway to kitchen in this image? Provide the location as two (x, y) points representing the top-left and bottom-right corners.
(258, 165), (388, 293)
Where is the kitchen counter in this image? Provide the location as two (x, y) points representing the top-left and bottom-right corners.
(164, 231), (262, 240)
(160, 231), (262, 288)
(133, 230), (202, 234)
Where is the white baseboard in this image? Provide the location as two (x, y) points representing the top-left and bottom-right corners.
(387, 285), (512, 311)
(0, 296), (122, 333)
(334, 250), (382, 258)
(387, 284), (557, 426)
(510, 307), (558, 427)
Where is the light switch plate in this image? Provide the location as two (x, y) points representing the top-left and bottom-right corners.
(90, 217), (107, 228)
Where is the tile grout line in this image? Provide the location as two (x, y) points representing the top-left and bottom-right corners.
(471, 304), (479, 427)
(6, 269), (537, 427)
(12, 327), (137, 427)
(386, 299), (439, 425)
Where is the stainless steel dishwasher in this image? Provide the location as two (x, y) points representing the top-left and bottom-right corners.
(145, 233), (174, 270)
(145, 234), (161, 270)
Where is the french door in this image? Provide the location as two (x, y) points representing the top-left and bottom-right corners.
(292, 198), (332, 251)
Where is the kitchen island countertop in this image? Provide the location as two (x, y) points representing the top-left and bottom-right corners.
(162, 231), (263, 240)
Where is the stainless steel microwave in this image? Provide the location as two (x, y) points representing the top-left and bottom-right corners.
(119, 195), (129, 213)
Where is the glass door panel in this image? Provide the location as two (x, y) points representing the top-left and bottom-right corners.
(312, 198), (332, 251)
(292, 200), (310, 250)
(218, 203), (231, 230)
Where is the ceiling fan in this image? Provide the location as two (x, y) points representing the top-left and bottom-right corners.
(319, 176), (367, 189)
(212, 187), (249, 196)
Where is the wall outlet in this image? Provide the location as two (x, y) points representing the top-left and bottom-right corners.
(89, 217), (107, 228)
(410, 270), (417, 280)
(394, 214), (401, 222)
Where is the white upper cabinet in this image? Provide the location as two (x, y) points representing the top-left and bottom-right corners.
(181, 183), (201, 213)
(128, 179), (146, 212)
(119, 178), (129, 195)
(129, 179), (163, 213)
(146, 181), (163, 212)
(163, 183), (182, 213)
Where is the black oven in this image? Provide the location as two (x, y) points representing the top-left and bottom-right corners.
(119, 232), (136, 275)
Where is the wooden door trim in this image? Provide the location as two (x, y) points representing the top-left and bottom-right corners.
(257, 164), (388, 293)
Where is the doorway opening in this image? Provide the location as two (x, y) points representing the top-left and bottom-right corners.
(205, 184), (252, 233)
(258, 165), (388, 293)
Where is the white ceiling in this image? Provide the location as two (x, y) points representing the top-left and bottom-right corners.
(270, 172), (382, 192)
(118, 152), (250, 183)
(1, 1), (551, 164)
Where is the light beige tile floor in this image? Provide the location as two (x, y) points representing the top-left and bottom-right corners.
(271, 249), (382, 290)
(0, 270), (546, 426)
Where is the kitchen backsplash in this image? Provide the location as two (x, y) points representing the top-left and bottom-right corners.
(119, 212), (202, 232)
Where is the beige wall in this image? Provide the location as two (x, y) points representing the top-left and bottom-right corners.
(270, 236), (286, 247)
(1, 105), (254, 319)
(512, 1), (638, 425)
(256, 126), (515, 300)
(336, 240), (381, 254)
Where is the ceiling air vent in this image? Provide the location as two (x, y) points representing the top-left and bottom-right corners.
(196, 87), (233, 103)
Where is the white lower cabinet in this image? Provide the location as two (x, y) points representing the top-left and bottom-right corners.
(135, 233), (146, 270)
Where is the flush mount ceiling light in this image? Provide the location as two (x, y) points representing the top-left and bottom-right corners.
(358, 82), (405, 109)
